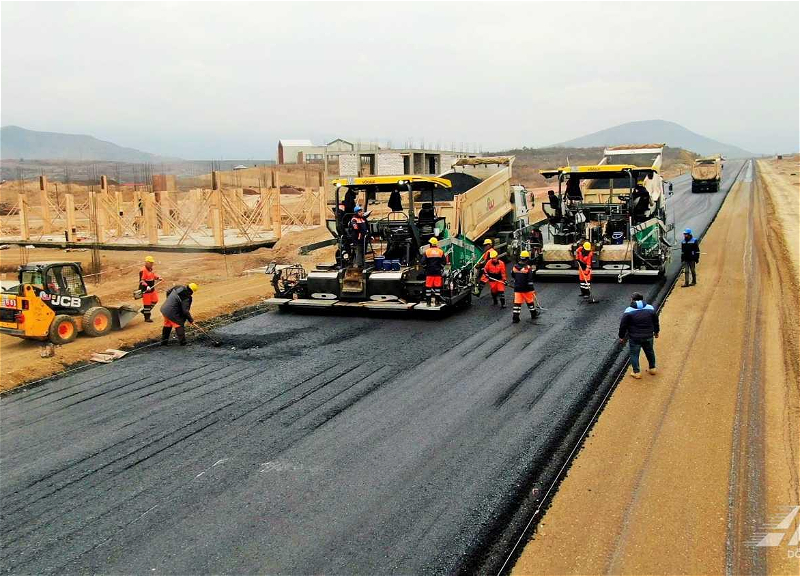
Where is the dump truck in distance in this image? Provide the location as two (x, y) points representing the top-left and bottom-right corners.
(691, 156), (722, 193)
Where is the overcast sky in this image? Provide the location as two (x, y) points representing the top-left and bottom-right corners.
(2, 1), (798, 159)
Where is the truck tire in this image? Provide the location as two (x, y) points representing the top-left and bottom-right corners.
(83, 306), (113, 337)
(49, 315), (78, 344)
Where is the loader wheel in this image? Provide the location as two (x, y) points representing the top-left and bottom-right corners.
(49, 315), (78, 344)
(83, 307), (113, 337)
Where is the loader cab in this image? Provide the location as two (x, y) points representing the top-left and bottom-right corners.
(18, 262), (97, 313)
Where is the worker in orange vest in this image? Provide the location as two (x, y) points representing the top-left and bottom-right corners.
(420, 237), (448, 307)
(139, 255), (162, 322)
(482, 250), (507, 308)
(575, 241), (593, 298)
(349, 206), (368, 266)
(511, 251), (538, 323)
(473, 238), (495, 296)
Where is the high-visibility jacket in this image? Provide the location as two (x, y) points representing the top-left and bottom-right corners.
(482, 258), (506, 285)
(349, 215), (367, 241)
(421, 246), (447, 276)
(511, 262), (535, 292)
(575, 246), (593, 270)
(139, 266), (161, 305)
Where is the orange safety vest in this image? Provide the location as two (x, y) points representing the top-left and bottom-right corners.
(139, 267), (160, 305)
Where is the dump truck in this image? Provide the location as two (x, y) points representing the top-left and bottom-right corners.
(265, 158), (536, 313)
(691, 156), (722, 193)
(537, 144), (674, 281)
(0, 261), (139, 344)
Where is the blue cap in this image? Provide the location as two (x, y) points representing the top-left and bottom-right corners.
(683, 228), (692, 235)
(354, 206), (363, 213)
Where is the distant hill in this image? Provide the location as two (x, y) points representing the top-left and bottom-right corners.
(0, 125), (181, 163)
(555, 120), (752, 158)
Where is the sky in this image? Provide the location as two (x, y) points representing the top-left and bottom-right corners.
(1, 1), (798, 159)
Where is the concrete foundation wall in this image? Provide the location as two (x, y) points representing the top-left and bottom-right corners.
(376, 153), (405, 175)
(339, 153), (358, 176)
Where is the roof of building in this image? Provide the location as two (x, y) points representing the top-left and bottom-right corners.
(279, 139), (315, 147)
(327, 138), (353, 145)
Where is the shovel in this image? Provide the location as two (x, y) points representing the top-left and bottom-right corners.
(192, 322), (222, 347)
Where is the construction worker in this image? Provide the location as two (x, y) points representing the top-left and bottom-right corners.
(349, 206), (368, 267)
(482, 250), (507, 307)
(420, 237), (447, 306)
(138, 256), (162, 323)
(575, 241), (593, 298)
(618, 292), (660, 379)
(681, 228), (700, 286)
(473, 238), (495, 296)
(160, 283), (198, 346)
(511, 251), (538, 323)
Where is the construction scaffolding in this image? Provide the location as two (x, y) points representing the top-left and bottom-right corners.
(0, 167), (328, 252)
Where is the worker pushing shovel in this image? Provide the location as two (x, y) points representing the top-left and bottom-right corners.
(575, 241), (598, 304)
(511, 251), (540, 324)
(482, 250), (507, 308)
(160, 282), (198, 346)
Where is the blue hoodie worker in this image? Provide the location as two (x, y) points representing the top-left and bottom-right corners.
(681, 228), (700, 287)
(618, 292), (660, 379)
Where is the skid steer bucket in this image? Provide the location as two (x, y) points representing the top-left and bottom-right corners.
(109, 305), (140, 330)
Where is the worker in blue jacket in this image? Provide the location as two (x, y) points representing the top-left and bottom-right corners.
(618, 292), (660, 379)
(681, 228), (700, 286)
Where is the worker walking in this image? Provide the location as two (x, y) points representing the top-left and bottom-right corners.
(681, 228), (700, 287)
(511, 251), (538, 323)
(160, 282), (198, 346)
(575, 241), (593, 298)
(138, 256), (162, 323)
(421, 237), (447, 307)
(473, 238), (495, 296)
(349, 206), (368, 267)
(482, 250), (507, 307)
(618, 292), (660, 379)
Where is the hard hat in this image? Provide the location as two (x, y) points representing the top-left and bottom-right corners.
(520, 250), (531, 258)
(483, 238), (493, 245)
(583, 242), (592, 251)
(354, 205), (363, 213)
(429, 237), (438, 245)
(188, 282), (199, 292)
(145, 256), (155, 263)
(489, 250), (498, 258)
(683, 228), (692, 235)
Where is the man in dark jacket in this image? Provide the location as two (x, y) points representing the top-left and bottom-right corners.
(160, 283), (197, 346)
(681, 228), (700, 286)
(618, 292), (660, 379)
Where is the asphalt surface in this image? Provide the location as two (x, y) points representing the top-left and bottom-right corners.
(0, 161), (746, 575)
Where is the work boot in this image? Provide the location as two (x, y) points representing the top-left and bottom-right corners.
(690, 281), (696, 286)
(426, 298), (432, 307)
(144, 315), (153, 323)
(648, 368), (658, 375)
(500, 298), (506, 309)
(179, 340), (188, 346)
(161, 327), (171, 346)
(681, 283), (690, 288)
(512, 313), (520, 324)
(631, 372), (642, 379)
(492, 295), (498, 306)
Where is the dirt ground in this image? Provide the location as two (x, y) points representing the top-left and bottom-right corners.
(512, 158), (799, 575)
(0, 226), (335, 391)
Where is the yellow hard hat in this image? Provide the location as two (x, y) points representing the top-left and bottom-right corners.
(583, 242), (592, 251)
(188, 282), (199, 292)
(520, 250), (531, 258)
(429, 237), (438, 245)
(489, 250), (498, 258)
(145, 256), (155, 263)
(483, 238), (493, 245)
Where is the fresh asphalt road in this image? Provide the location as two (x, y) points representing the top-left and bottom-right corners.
(0, 161), (746, 575)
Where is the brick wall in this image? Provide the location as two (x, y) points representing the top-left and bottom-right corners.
(376, 153), (405, 175)
(339, 153), (358, 176)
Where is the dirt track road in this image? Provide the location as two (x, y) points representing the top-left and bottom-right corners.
(0, 162), (748, 574)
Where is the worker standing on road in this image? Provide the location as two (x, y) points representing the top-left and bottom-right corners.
(618, 292), (660, 379)
(138, 256), (162, 323)
(575, 241), (593, 298)
(421, 237), (447, 307)
(482, 250), (507, 308)
(349, 206), (368, 267)
(511, 251), (538, 323)
(160, 283), (198, 346)
(473, 238), (495, 296)
(681, 228), (700, 287)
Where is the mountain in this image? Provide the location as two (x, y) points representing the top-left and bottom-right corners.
(0, 126), (181, 162)
(555, 120), (752, 158)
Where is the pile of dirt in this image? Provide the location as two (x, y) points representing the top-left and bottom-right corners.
(434, 172), (483, 200)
